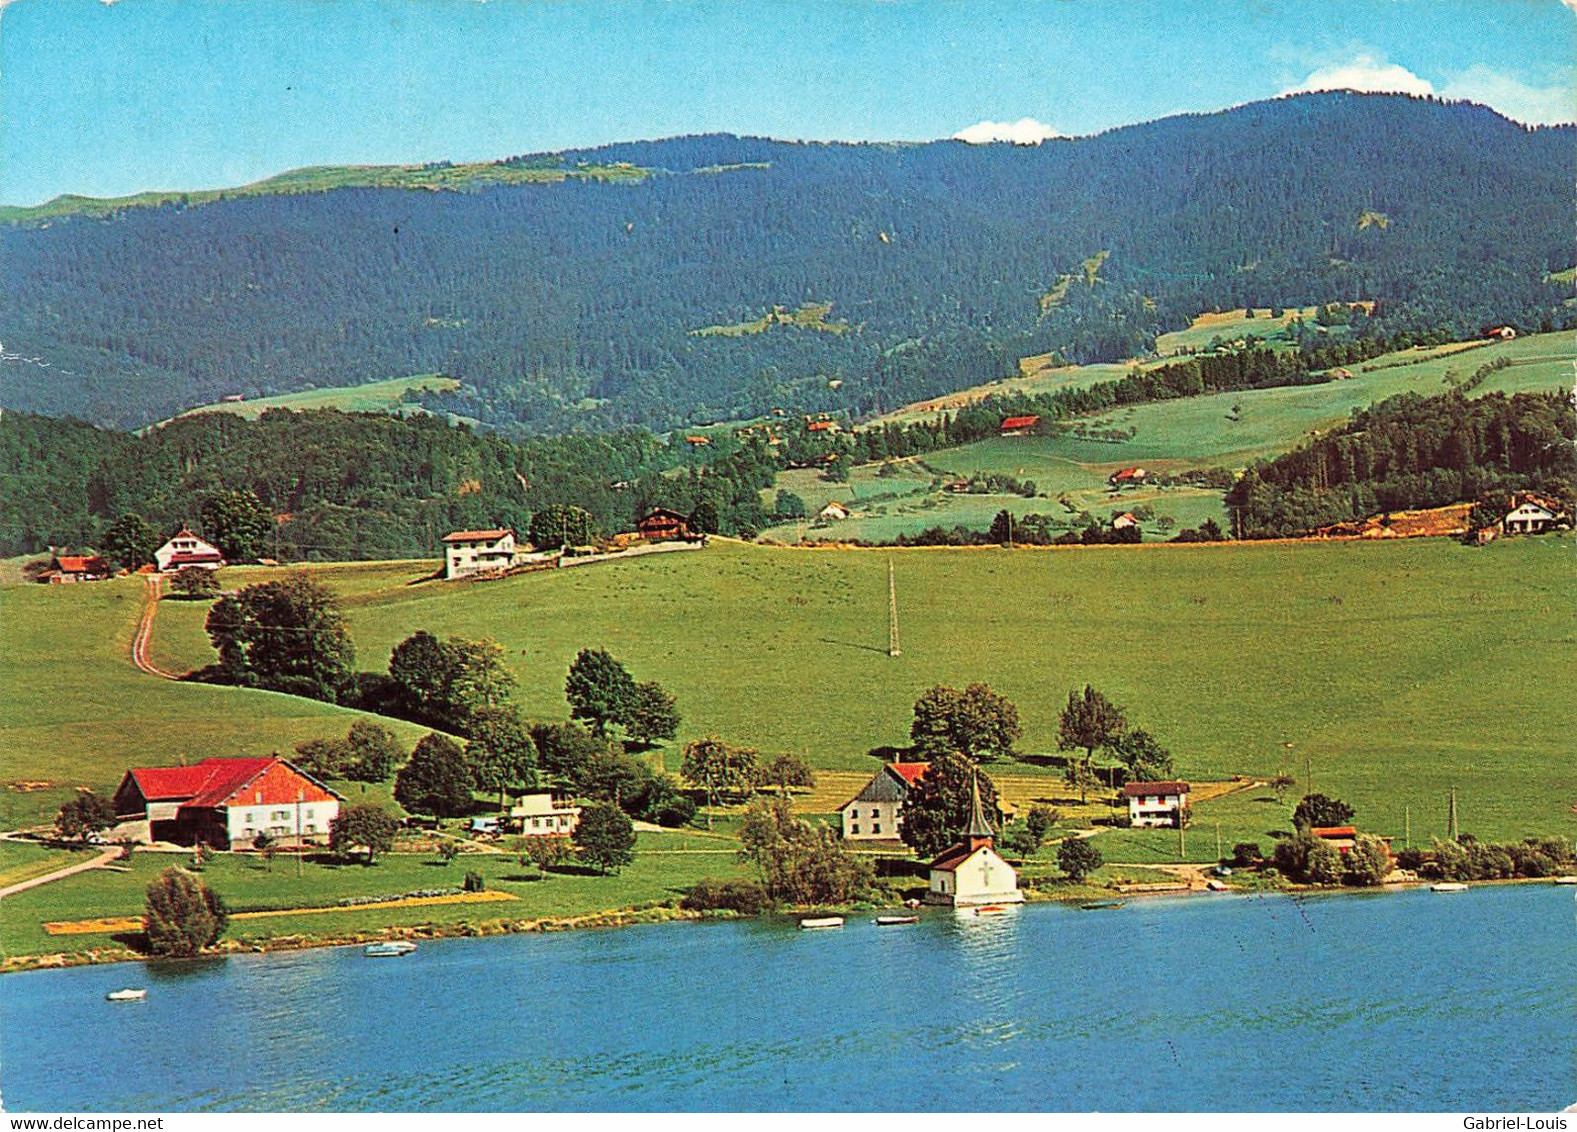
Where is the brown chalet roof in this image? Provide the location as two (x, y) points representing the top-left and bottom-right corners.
(929, 840), (993, 872)
(1122, 781), (1190, 798)
(442, 528), (513, 543)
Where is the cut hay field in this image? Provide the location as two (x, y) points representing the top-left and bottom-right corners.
(137, 536), (1577, 846)
(169, 374), (461, 423)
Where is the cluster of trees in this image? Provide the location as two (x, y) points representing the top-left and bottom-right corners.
(205, 573), (357, 703)
(142, 867), (227, 957)
(8, 94), (1569, 436)
(737, 795), (874, 905)
(1227, 389), (1576, 537)
(679, 738), (815, 827)
(292, 721), (405, 783)
(1057, 685), (1175, 804)
(1402, 834), (1575, 881)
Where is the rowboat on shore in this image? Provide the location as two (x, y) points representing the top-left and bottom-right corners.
(1079, 901), (1125, 911)
(1553, 876), (1577, 885)
(105, 988), (146, 1001)
(799, 916), (844, 930)
(364, 941), (418, 957)
(874, 915), (919, 926)
(1429, 882), (1468, 893)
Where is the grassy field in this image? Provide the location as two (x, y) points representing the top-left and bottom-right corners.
(0, 831), (753, 961)
(1153, 306), (1322, 355)
(131, 536), (1577, 849)
(0, 577), (433, 830)
(170, 374), (460, 423)
(766, 332), (1572, 546)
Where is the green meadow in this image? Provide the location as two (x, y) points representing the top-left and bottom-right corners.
(133, 536), (1577, 847)
(171, 374), (461, 423)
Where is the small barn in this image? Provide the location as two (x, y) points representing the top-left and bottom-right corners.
(636, 508), (691, 541)
(818, 502), (850, 521)
(999, 415), (1040, 437)
(47, 555), (112, 584)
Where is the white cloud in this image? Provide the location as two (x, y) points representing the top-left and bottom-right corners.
(952, 118), (1062, 145)
(1282, 53), (1436, 98)
(1442, 64), (1575, 125)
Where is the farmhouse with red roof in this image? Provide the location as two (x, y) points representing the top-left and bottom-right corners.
(154, 529), (225, 573)
(1108, 466), (1148, 487)
(113, 756), (342, 849)
(840, 762), (928, 841)
(999, 415), (1040, 436)
(46, 554), (112, 584)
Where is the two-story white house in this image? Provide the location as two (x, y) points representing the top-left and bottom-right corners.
(1123, 781), (1190, 828)
(840, 762), (928, 840)
(510, 792), (582, 836)
(154, 529), (226, 572)
(441, 528), (519, 579)
(113, 756), (342, 849)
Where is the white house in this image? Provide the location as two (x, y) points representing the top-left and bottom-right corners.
(840, 762), (927, 840)
(441, 528), (519, 579)
(510, 792), (582, 836)
(818, 502), (850, 522)
(1502, 494), (1569, 535)
(154, 529), (225, 572)
(1123, 781), (1190, 828)
(925, 776), (1023, 907)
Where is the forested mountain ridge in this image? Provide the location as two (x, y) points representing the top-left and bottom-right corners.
(4, 92), (1571, 434)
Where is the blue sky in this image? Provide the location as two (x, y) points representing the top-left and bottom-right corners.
(2, 0), (1572, 205)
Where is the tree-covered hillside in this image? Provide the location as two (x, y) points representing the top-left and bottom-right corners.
(3, 93), (1571, 433)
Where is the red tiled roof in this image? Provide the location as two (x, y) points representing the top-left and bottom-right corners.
(129, 757), (274, 802)
(886, 762), (929, 786)
(929, 840), (989, 872)
(442, 528), (513, 543)
(54, 555), (108, 574)
(1000, 415), (1040, 430)
(1122, 781), (1190, 798)
(1311, 826), (1357, 839)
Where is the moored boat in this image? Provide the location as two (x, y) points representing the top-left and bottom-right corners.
(105, 988), (146, 1001)
(363, 941), (418, 957)
(799, 916), (844, 930)
(1079, 901), (1125, 910)
(972, 905), (1014, 916)
(1553, 876), (1577, 885)
(1429, 882), (1468, 893)
(874, 914), (919, 925)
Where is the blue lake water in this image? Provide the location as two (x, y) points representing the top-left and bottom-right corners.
(3, 883), (1573, 1112)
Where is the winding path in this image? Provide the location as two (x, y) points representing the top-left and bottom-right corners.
(0, 847), (122, 900)
(131, 575), (180, 680)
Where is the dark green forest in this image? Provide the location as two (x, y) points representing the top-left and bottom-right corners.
(1226, 390), (1577, 537)
(4, 93), (1571, 434)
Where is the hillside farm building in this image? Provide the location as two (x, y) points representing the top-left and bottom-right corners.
(441, 528), (518, 579)
(999, 415), (1040, 436)
(1124, 781), (1190, 828)
(510, 793), (582, 836)
(1502, 493), (1569, 535)
(46, 554), (112, 583)
(1108, 466), (1148, 486)
(840, 762), (928, 841)
(113, 756), (342, 849)
(636, 508), (691, 541)
(818, 502), (850, 521)
(154, 529), (225, 572)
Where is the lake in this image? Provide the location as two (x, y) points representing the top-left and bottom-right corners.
(4, 883), (1572, 1111)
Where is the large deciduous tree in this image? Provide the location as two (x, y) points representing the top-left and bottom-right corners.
(143, 867), (227, 956)
(565, 648), (636, 737)
(681, 737), (759, 827)
(573, 802), (636, 874)
(1292, 793), (1355, 831)
(343, 720), (405, 783)
(759, 752), (816, 795)
(1107, 728), (1174, 784)
(910, 682), (1021, 763)
(1057, 837), (1103, 882)
(737, 795), (872, 904)
(625, 680), (680, 747)
(56, 791), (117, 844)
(388, 631), (517, 731)
(329, 803), (400, 864)
(529, 504), (595, 549)
(898, 751), (1002, 858)
(205, 572), (355, 701)
(393, 733), (474, 818)
(1057, 685), (1127, 802)
(200, 489), (273, 562)
(101, 512), (158, 572)
(466, 704), (537, 810)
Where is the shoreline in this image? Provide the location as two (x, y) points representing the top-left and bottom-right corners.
(7, 873), (1563, 976)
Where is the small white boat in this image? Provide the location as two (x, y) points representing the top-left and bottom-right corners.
(363, 941), (418, 957)
(1429, 882), (1468, 893)
(105, 988), (146, 1002)
(798, 916), (844, 930)
(874, 914), (919, 926)
(1553, 876), (1577, 885)
(973, 905), (1014, 917)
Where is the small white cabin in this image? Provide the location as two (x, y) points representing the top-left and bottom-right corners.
(1124, 781), (1190, 828)
(510, 793), (581, 836)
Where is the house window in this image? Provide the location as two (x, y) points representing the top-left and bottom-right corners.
(852, 824), (860, 835)
(303, 824), (315, 834)
(870, 808), (879, 817)
(873, 824), (881, 835)
(272, 810), (290, 821)
(305, 808), (314, 819)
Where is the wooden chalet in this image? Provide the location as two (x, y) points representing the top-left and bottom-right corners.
(46, 554), (112, 584)
(635, 507), (692, 541)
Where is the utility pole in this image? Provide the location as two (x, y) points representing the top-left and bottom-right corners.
(1216, 822), (1222, 862)
(887, 558), (902, 657)
(1178, 818), (1186, 861)
(1404, 805), (1411, 850)
(1448, 786), (1459, 842)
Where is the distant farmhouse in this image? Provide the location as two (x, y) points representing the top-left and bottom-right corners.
(113, 756), (342, 849)
(818, 502), (850, 522)
(1501, 492), (1569, 535)
(1108, 466), (1148, 487)
(925, 777), (1022, 907)
(1111, 512), (1139, 531)
(441, 528), (519, 579)
(154, 529), (225, 572)
(510, 792), (582, 836)
(635, 507), (692, 541)
(999, 414), (1040, 437)
(44, 554), (111, 584)
(1123, 781), (1190, 828)
(840, 761), (928, 841)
